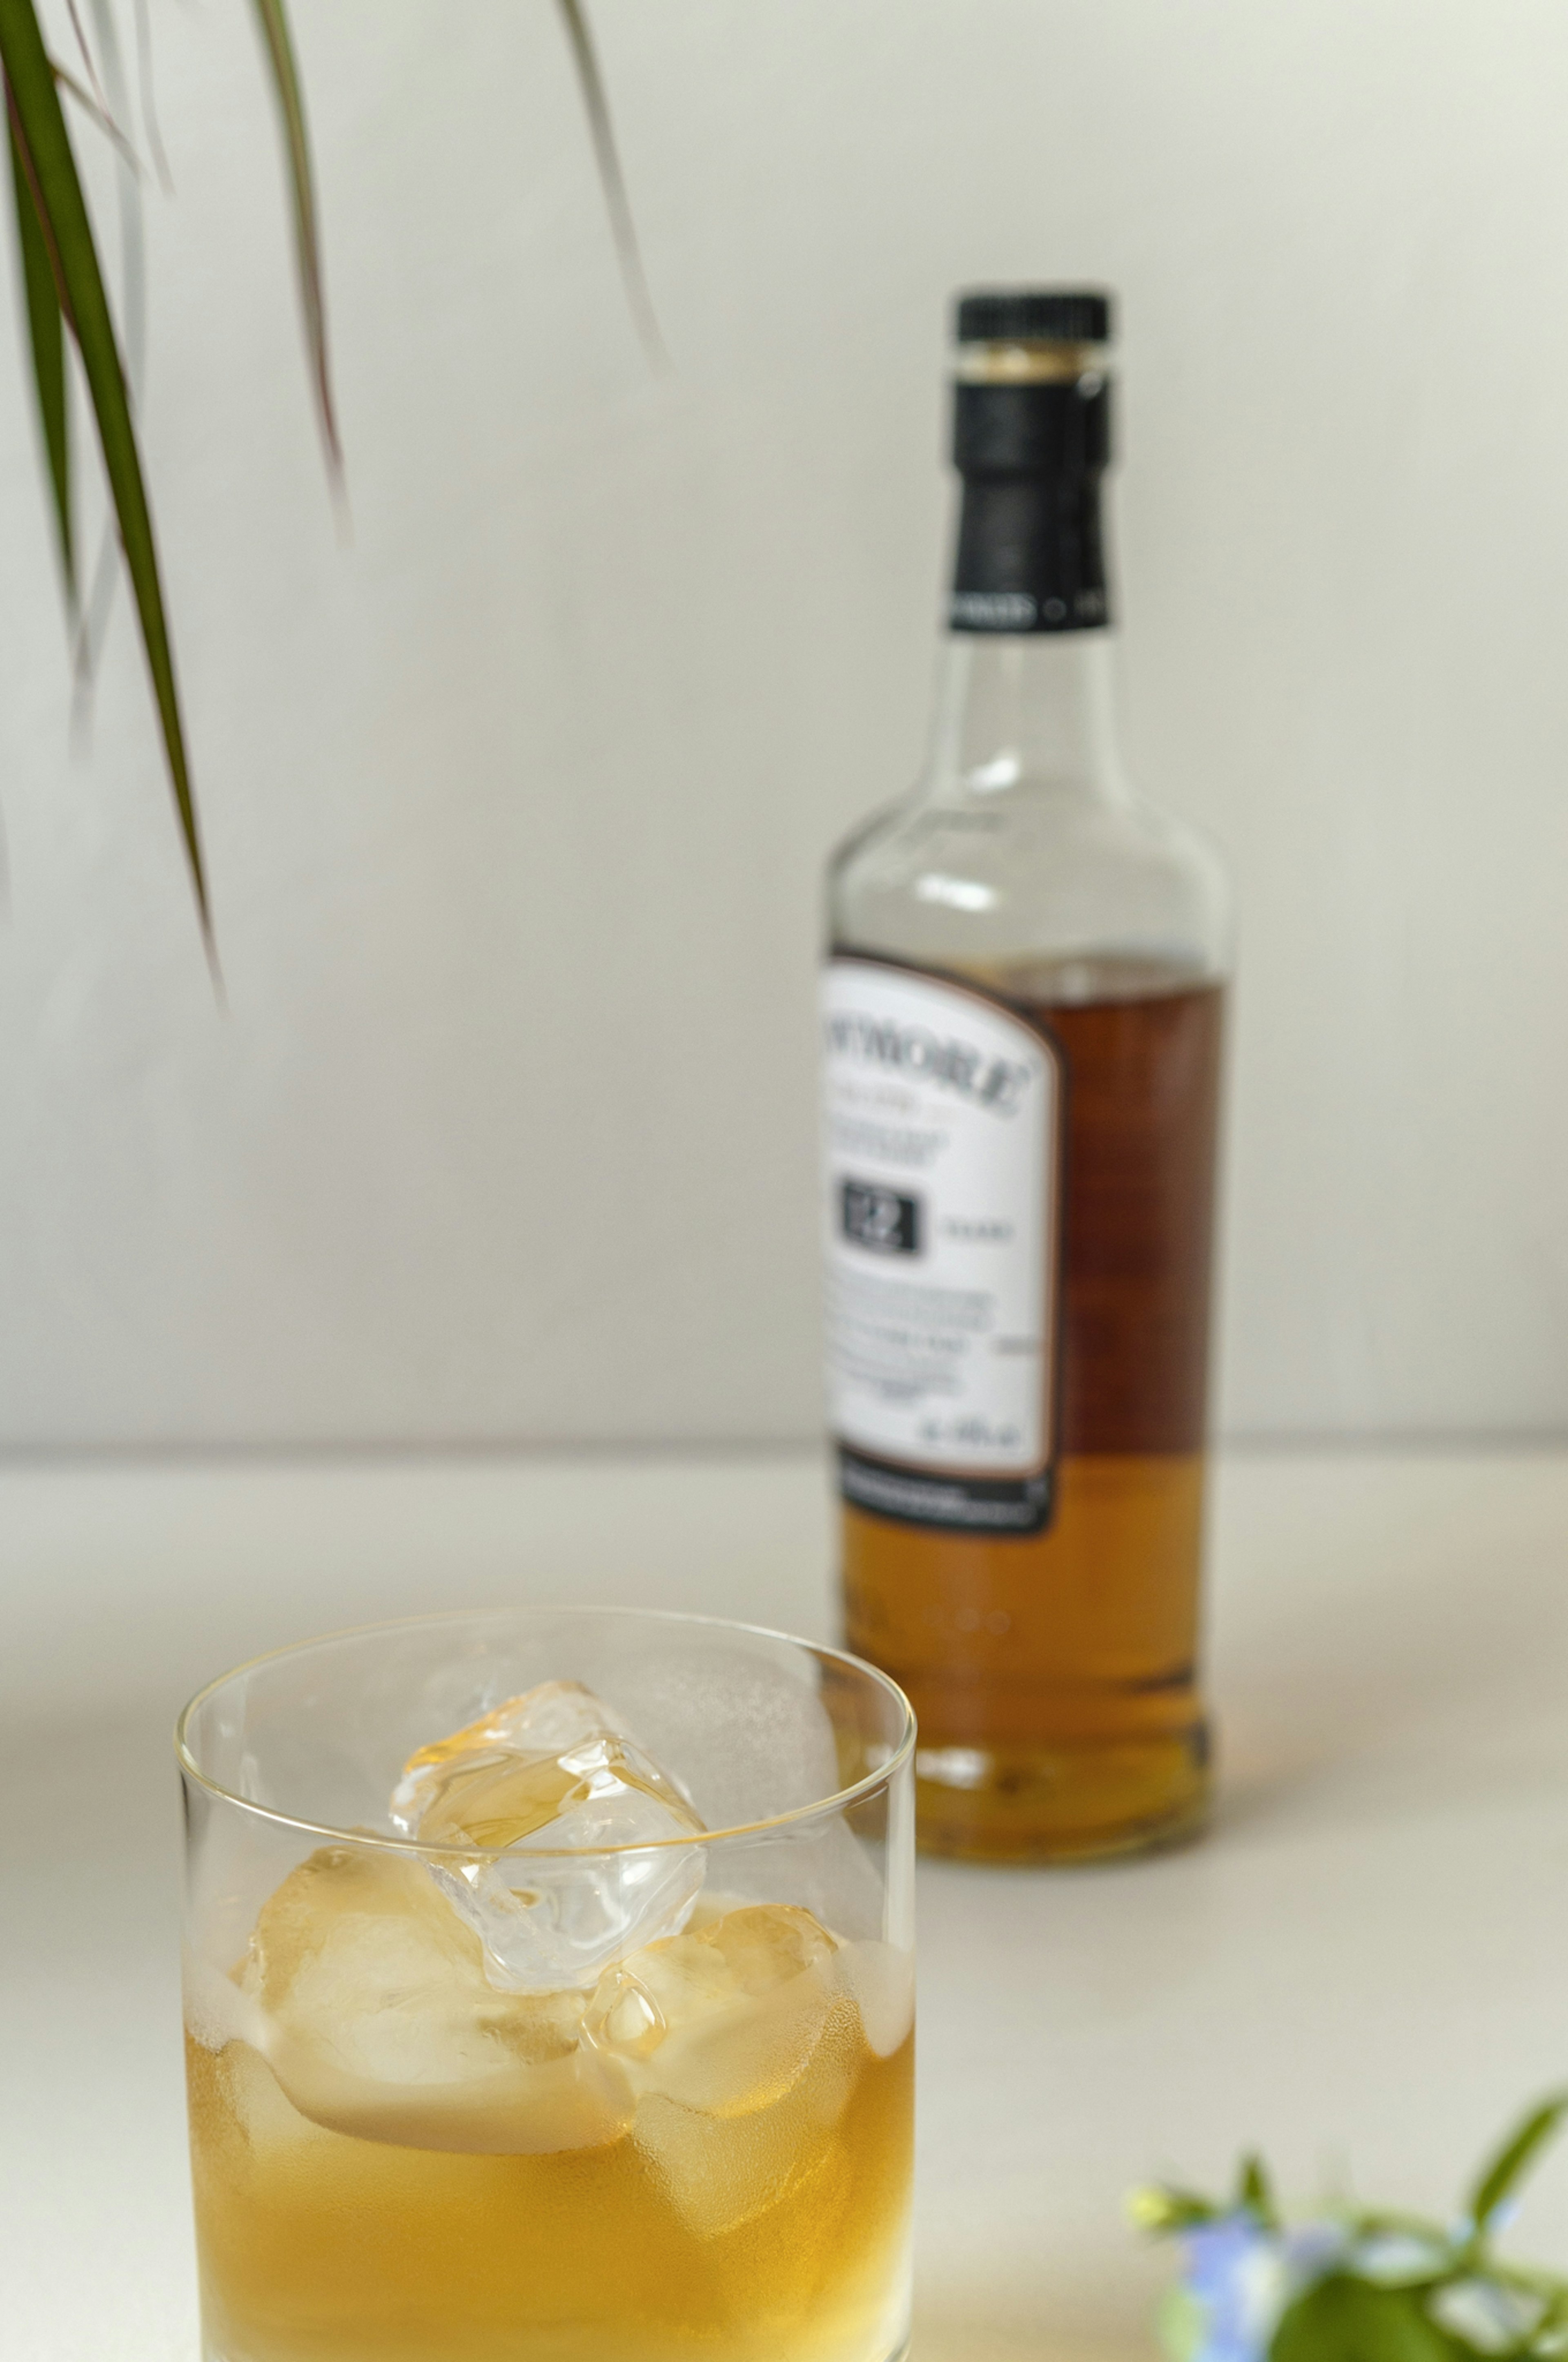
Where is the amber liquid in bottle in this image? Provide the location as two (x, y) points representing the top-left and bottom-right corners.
(826, 288), (1230, 1863)
(841, 956), (1223, 1863)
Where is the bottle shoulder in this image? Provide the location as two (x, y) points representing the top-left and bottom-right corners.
(828, 776), (1232, 981)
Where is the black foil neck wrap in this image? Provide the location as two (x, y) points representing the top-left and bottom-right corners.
(949, 376), (1112, 634)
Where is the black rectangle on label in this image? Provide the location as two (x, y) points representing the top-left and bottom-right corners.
(837, 1446), (1054, 1537)
(840, 1179), (922, 1258)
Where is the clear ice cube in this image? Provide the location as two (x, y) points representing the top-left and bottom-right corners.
(389, 1680), (707, 1993)
(239, 1844), (635, 2152)
(584, 1903), (842, 2114)
(582, 1903), (858, 2238)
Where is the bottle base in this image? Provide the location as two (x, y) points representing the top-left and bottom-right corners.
(913, 1729), (1211, 1866)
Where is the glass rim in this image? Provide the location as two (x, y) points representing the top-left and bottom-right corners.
(173, 1604), (917, 1857)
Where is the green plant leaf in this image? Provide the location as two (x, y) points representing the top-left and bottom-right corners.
(249, 0), (340, 479)
(52, 59), (143, 177)
(1273, 2276), (1470, 2362)
(130, 0), (170, 192)
(0, 0), (208, 944)
(1467, 2098), (1568, 2244)
(5, 74), (71, 600)
(61, 0), (103, 101)
(1238, 2153), (1279, 2226)
(555, 0), (666, 367)
(75, 0), (148, 692)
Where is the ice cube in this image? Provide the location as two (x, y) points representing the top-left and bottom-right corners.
(389, 1680), (693, 1832)
(239, 1843), (634, 2153)
(702, 1901), (839, 1997)
(390, 1680), (708, 1994)
(584, 1903), (843, 2115)
(588, 1903), (861, 2238)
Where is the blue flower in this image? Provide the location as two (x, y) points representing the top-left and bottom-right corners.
(1164, 2215), (1346, 2362)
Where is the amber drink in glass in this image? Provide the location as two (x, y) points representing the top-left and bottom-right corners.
(178, 1608), (915, 2362)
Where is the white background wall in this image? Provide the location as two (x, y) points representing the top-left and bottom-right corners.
(2, 0), (1567, 1450)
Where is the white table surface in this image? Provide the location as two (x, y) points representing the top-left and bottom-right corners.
(4, 1446), (1568, 2361)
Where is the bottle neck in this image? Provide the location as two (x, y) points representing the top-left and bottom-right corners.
(927, 630), (1126, 803)
(948, 375), (1113, 636)
(929, 364), (1125, 804)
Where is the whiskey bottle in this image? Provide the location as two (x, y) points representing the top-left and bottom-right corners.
(822, 289), (1230, 1863)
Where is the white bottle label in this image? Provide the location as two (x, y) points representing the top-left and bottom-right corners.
(821, 957), (1062, 1535)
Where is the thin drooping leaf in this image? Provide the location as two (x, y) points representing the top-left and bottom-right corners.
(75, 0), (147, 696)
(131, 0), (169, 190)
(249, 0), (341, 480)
(1467, 2097), (1568, 2243)
(52, 61), (143, 175)
(0, 0), (208, 943)
(555, 0), (666, 368)
(5, 75), (71, 600)
(62, 0), (112, 111)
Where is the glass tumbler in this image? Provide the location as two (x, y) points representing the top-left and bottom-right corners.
(177, 1608), (915, 2362)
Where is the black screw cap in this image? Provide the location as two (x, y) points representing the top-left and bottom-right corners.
(955, 288), (1113, 346)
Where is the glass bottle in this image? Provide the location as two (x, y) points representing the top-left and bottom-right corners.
(822, 288), (1231, 1863)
